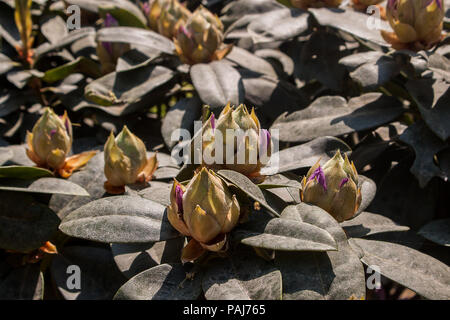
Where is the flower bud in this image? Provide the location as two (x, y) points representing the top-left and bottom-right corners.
(301, 150), (361, 222)
(381, 0), (444, 50)
(287, 0), (342, 10)
(174, 6), (231, 64)
(104, 126), (158, 193)
(156, 0), (191, 38)
(167, 168), (241, 261)
(201, 104), (272, 182)
(26, 108), (72, 170)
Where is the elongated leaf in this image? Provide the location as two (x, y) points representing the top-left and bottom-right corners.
(203, 246), (282, 300)
(0, 191), (60, 252)
(49, 151), (105, 220)
(271, 93), (404, 143)
(276, 203), (366, 300)
(418, 219), (450, 247)
(96, 27), (175, 54)
(247, 7), (309, 43)
(0, 264), (43, 300)
(34, 27), (96, 59)
(138, 181), (172, 206)
(0, 148), (13, 165)
(98, 0), (148, 29)
(0, 177), (89, 196)
(60, 196), (180, 243)
(217, 169), (279, 216)
(261, 136), (351, 175)
(190, 61), (245, 111)
(406, 78), (450, 141)
(399, 121), (448, 187)
(234, 217), (337, 252)
(111, 238), (184, 279)
(350, 238), (450, 300)
(114, 264), (202, 300)
(161, 96), (202, 149)
(83, 64), (174, 115)
(42, 57), (100, 83)
(357, 175), (377, 214)
(0, 165), (52, 179)
(309, 7), (390, 46)
(341, 211), (409, 239)
(226, 46), (277, 78)
(51, 246), (125, 300)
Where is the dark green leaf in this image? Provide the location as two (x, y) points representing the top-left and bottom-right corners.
(190, 61), (245, 111)
(114, 263), (202, 300)
(51, 246), (125, 300)
(350, 238), (450, 300)
(341, 211), (409, 238)
(271, 93), (404, 143)
(0, 264), (43, 300)
(59, 196), (180, 243)
(202, 246), (282, 300)
(418, 219), (450, 247)
(0, 191), (60, 252)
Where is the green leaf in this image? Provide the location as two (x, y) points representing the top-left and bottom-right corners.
(138, 181), (172, 206)
(0, 165), (53, 179)
(98, 1), (148, 29)
(233, 217), (337, 252)
(399, 121), (448, 187)
(0, 148), (13, 165)
(161, 96), (202, 150)
(217, 169), (280, 217)
(271, 93), (404, 143)
(34, 27), (96, 59)
(96, 27), (175, 55)
(50, 246), (126, 300)
(49, 151), (105, 220)
(418, 219), (450, 247)
(83, 63), (175, 116)
(357, 175), (377, 214)
(111, 238), (185, 279)
(114, 264), (202, 300)
(202, 246), (282, 300)
(406, 78), (450, 141)
(261, 136), (351, 175)
(246, 7), (309, 44)
(341, 211), (409, 239)
(0, 264), (43, 300)
(309, 7), (390, 46)
(276, 203), (366, 300)
(59, 196), (180, 243)
(350, 238), (450, 300)
(0, 177), (89, 196)
(190, 61), (245, 111)
(0, 191), (60, 252)
(226, 47), (277, 78)
(42, 57), (101, 83)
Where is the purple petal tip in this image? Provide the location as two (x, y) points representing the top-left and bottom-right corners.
(339, 178), (349, 189)
(175, 185), (184, 214)
(309, 166), (327, 192)
(50, 129), (56, 137)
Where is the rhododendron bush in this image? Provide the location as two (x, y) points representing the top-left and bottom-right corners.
(0, 0), (449, 301)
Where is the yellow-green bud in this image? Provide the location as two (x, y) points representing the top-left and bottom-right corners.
(104, 126), (149, 188)
(26, 108), (72, 170)
(202, 104), (272, 181)
(301, 150), (361, 222)
(174, 6), (231, 65)
(382, 0), (444, 50)
(156, 0), (191, 39)
(167, 168), (241, 256)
